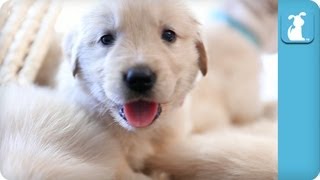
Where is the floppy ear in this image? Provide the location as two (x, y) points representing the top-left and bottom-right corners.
(299, 12), (307, 16)
(63, 30), (80, 77)
(288, 15), (295, 20)
(188, 15), (207, 76)
(196, 40), (208, 76)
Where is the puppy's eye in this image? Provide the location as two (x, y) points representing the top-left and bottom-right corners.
(162, 29), (176, 43)
(100, 34), (116, 46)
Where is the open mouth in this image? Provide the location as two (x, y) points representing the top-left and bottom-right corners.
(119, 100), (162, 128)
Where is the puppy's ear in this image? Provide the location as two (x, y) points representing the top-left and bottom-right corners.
(63, 30), (80, 77)
(196, 40), (208, 76)
(187, 14), (208, 76)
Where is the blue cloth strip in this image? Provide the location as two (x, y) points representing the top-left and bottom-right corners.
(211, 11), (260, 46)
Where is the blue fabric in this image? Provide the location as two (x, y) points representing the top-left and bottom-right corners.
(211, 11), (260, 46)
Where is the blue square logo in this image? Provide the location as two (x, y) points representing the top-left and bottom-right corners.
(281, 12), (314, 44)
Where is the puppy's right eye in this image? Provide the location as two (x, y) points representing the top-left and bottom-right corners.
(162, 29), (176, 43)
(100, 34), (116, 46)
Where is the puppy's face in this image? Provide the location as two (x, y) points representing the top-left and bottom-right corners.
(65, 0), (207, 130)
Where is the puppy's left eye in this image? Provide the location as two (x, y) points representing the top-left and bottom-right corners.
(100, 34), (116, 46)
(162, 29), (176, 43)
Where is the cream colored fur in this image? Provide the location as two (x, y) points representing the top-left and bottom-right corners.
(58, 0), (204, 172)
(58, 0), (277, 178)
(0, 85), (152, 180)
(190, 0), (278, 133)
(148, 127), (277, 179)
(0, 0), (277, 179)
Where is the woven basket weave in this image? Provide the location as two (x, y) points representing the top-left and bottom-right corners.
(0, 0), (61, 85)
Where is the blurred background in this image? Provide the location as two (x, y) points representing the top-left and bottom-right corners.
(0, 0), (277, 102)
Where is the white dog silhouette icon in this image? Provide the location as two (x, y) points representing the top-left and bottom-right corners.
(287, 12), (307, 41)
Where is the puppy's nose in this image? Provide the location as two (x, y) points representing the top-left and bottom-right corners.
(125, 66), (156, 93)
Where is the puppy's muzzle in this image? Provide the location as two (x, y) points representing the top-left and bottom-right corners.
(124, 66), (156, 93)
(121, 66), (161, 128)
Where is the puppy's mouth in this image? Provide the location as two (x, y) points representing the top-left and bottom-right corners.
(119, 100), (162, 128)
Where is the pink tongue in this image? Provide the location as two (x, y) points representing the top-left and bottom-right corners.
(124, 101), (158, 128)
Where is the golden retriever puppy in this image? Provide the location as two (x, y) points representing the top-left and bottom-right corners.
(56, 0), (277, 179)
(58, 0), (207, 172)
(190, 0), (278, 132)
(0, 85), (150, 180)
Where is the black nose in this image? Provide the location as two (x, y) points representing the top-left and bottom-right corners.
(124, 66), (156, 93)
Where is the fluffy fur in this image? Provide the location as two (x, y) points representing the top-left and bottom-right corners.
(58, 0), (207, 172)
(0, 0), (277, 179)
(58, 0), (277, 178)
(0, 85), (151, 179)
(189, 0), (278, 133)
